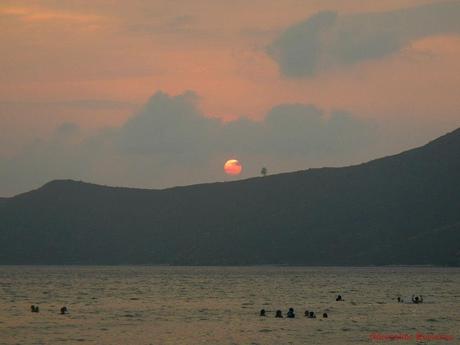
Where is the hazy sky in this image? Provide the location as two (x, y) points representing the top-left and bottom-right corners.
(1, 0), (460, 196)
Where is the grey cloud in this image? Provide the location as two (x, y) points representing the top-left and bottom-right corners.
(55, 122), (80, 136)
(115, 92), (375, 159)
(0, 91), (378, 196)
(116, 91), (219, 155)
(265, 104), (324, 153)
(268, 1), (460, 77)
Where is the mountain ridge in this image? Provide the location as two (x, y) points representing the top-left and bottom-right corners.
(9, 127), (460, 199)
(0, 128), (459, 265)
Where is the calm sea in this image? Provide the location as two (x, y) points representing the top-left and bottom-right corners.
(0, 266), (459, 344)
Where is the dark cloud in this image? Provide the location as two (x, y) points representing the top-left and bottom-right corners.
(0, 90), (379, 196)
(114, 91), (375, 159)
(55, 122), (80, 136)
(268, 1), (460, 77)
(116, 91), (219, 155)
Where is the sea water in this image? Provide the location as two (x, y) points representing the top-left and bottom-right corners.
(0, 266), (459, 344)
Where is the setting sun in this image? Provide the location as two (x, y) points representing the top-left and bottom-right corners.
(224, 159), (242, 176)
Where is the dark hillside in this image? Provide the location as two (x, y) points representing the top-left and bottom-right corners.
(1, 128), (459, 265)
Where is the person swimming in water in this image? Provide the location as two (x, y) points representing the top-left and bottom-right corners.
(323, 312), (328, 318)
(412, 295), (424, 304)
(30, 305), (39, 313)
(275, 310), (283, 318)
(304, 310), (309, 317)
(287, 308), (295, 318)
(336, 294), (343, 301)
(308, 311), (316, 318)
(60, 306), (68, 315)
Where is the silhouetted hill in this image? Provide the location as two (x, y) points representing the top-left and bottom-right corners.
(1, 128), (460, 265)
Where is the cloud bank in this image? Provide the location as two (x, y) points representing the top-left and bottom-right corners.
(268, 1), (460, 76)
(0, 91), (377, 196)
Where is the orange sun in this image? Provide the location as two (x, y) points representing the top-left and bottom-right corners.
(224, 159), (242, 176)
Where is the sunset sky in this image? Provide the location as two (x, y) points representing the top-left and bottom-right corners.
(1, 0), (460, 196)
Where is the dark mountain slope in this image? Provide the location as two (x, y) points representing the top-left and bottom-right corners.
(0, 128), (459, 265)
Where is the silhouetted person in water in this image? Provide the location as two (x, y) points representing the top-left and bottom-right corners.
(304, 310), (309, 317)
(60, 306), (68, 315)
(336, 295), (343, 301)
(30, 305), (39, 313)
(323, 313), (328, 318)
(275, 310), (283, 318)
(412, 295), (423, 304)
(308, 311), (316, 318)
(397, 297), (401, 303)
(287, 308), (295, 318)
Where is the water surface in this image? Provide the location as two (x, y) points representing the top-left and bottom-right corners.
(1, 266), (459, 344)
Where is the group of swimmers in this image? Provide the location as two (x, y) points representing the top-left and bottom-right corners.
(397, 295), (424, 304)
(260, 308), (328, 319)
(30, 305), (68, 314)
(259, 294), (343, 319)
